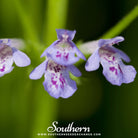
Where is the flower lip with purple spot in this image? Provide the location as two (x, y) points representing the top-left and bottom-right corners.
(30, 58), (81, 99)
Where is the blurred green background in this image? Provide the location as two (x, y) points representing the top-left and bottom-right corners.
(0, 0), (138, 138)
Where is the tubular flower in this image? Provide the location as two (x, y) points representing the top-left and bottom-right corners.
(29, 58), (81, 99)
(0, 39), (31, 77)
(29, 29), (85, 98)
(85, 36), (137, 86)
(41, 29), (86, 66)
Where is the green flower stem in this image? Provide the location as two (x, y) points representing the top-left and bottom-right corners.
(101, 5), (138, 39)
(43, 0), (69, 45)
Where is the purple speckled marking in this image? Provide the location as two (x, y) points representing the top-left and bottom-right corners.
(63, 52), (69, 60)
(103, 57), (113, 64)
(106, 53), (112, 58)
(109, 67), (115, 72)
(0, 65), (5, 72)
(51, 74), (58, 89)
(56, 51), (69, 61)
(54, 65), (61, 73)
(109, 66), (118, 75)
(56, 51), (62, 58)
(47, 60), (67, 89)
(112, 56), (115, 61)
(118, 64), (123, 74)
(103, 53), (116, 64)
(59, 73), (65, 89)
(47, 60), (66, 73)
(51, 73), (55, 76)
(50, 73), (66, 90)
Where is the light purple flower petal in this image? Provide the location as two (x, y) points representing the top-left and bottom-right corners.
(43, 60), (77, 98)
(98, 36), (124, 47)
(101, 59), (123, 86)
(41, 40), (80, 65)
(98, 39), (110, 47)
(0, 57), (14, 77)
(43, 71), (77, 99)
(73, 42), (86, 60)
(47, 49), (80, 66)
(110, 36), (124, 44)
(43, 75), (61, 99)
(44, 41), (80, 66)
(68, 65), (81, 77)
(85, 48), (100, 71)
(12, 48), (31, 67)
(41, 41), (58, 57)
(29, 60), (47, 80)
(120, 63), (137, 84)
(3, 66), (14, 76)
(111, 46), (130, 62)
(0, 67), (14, 77)
(56, 29), (76, 40)
(101, 58), (137, 85)
(60, 73), (77, 98)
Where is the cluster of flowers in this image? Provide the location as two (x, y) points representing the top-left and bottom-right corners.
(0, 29), (136, 99)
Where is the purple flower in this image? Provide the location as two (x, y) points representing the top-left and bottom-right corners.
(29, 29), (84, 98)
(41, 29), (86, 66)
(29, 58), (81, 98)
(0, 39), (31, 77)
(85, 36), (137, 86)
